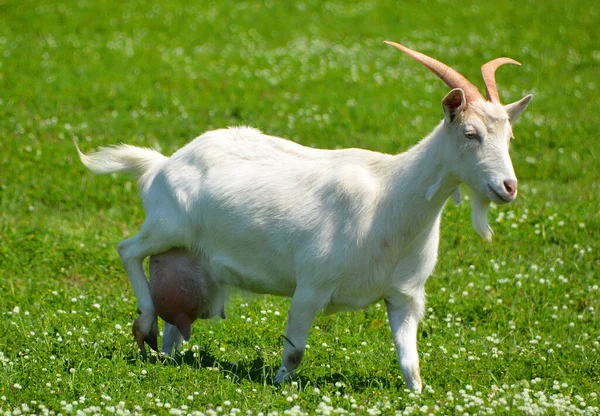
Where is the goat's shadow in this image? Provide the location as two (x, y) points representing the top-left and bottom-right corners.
(170, 348), (274, 384)
(124, 347), (276, 384)
(129, 347), (407, 391)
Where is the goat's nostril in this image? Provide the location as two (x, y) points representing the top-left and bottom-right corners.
(503, 179), (517, 196)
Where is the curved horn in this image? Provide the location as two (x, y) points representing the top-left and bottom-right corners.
(481, 58), (521, 103)
(384, 40), (483, 104)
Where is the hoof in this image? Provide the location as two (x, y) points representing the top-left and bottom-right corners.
(274, 366), (291, 385)
(132, 315), (159, 355)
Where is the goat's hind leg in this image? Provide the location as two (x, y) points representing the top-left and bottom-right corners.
(162, 322), (184, 357)
(117, 228), (176, 356)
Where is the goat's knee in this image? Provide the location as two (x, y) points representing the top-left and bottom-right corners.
(117, 238), (139, 263)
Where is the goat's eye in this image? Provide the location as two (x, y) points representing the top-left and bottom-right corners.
(465, 132), (480, 141)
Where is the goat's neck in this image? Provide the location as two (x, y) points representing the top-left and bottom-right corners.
(382, 123), (459, 239)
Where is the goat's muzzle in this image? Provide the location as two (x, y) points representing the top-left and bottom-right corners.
(503, 179), (517, 198)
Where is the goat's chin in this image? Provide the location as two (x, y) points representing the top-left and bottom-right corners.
(471, 196), (493, 242)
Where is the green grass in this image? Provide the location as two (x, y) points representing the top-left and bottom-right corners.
(1, 0), (599, 414)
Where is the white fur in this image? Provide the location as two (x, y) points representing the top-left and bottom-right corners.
(76, 88), (530, 392)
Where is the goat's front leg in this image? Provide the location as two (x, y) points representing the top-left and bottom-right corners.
(118, 233), (172, 355)
(162, 322), (184, 357)
(385, 294), (425, 392)
(274, 288), (327, 384)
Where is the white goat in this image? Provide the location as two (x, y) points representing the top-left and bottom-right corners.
(75, 41), (532, 391)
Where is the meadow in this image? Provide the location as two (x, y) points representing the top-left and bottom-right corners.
(1, 0), (599, 414)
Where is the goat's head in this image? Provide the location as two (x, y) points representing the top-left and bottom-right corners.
(385, 41), (533, 241)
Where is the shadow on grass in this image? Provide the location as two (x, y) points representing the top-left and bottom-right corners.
(176, 348), (273, 384)
(126, 347), (407, 391)
(124, 347), (276, 384)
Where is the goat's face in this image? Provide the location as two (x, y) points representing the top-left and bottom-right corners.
(441, 88), (532, 240)
(383, 41), (533, 240)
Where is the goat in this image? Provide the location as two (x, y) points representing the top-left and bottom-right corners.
(75, 41), (532, 391)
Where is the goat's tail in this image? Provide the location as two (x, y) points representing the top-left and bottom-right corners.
(74, 140), (168, 182)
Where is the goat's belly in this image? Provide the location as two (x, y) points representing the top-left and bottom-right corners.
(208, 254), (296, 297)
(324, 294), (383, 315)
(323, 277), (388, 314)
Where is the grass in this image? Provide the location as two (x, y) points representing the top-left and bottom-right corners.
(1, 0), (599, 414)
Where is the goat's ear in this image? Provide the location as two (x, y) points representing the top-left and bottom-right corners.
(505, 94), (533, 123)
(442, 88), (466, 122)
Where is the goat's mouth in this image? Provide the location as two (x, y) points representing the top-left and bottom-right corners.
(487, 184), (515, 204)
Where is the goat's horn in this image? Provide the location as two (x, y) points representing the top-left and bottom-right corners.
(384, 41), (483, 104)
(481, 58), (521, 103)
